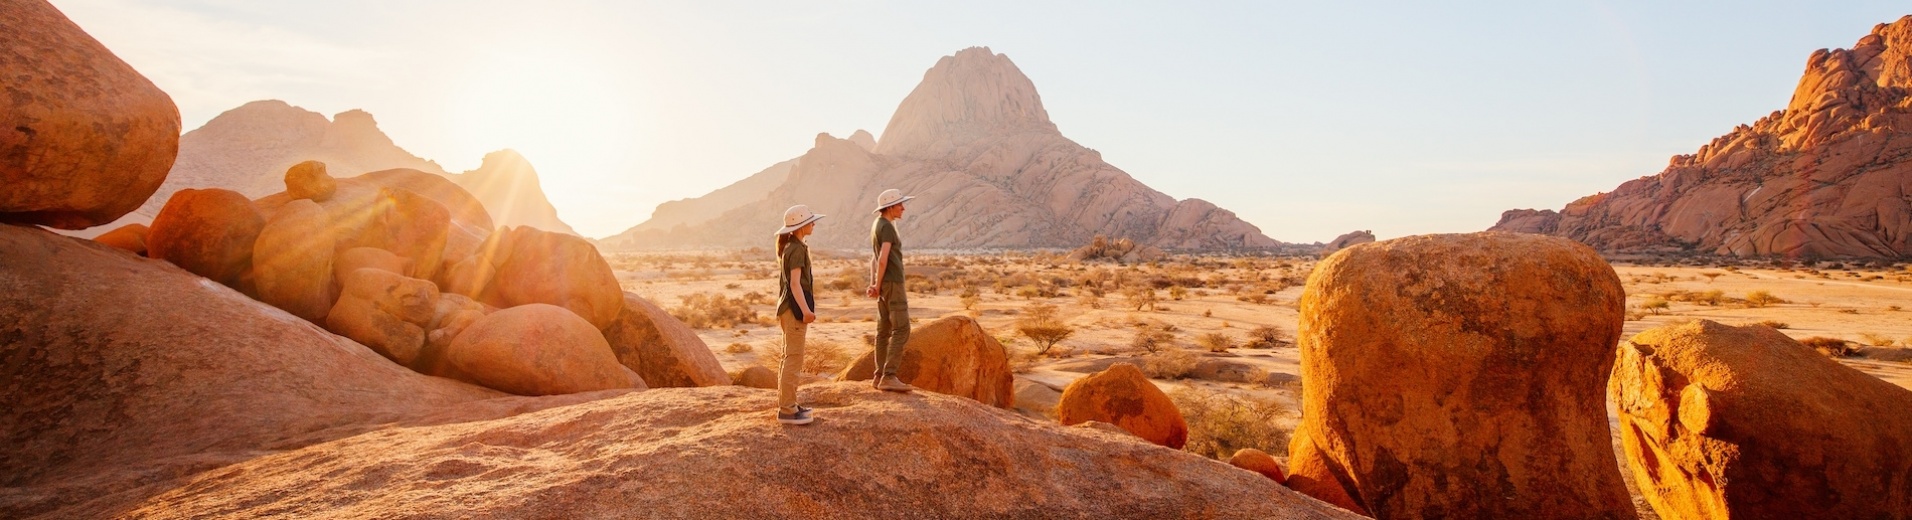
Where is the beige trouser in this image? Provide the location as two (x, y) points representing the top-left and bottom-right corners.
(778, 310), (806, 413)
(874, 282), (910, 377)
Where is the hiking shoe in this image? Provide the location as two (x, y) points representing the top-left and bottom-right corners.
(776, 407), (814, 425)
(870, 377), (882, 390)
(878, 375), (915, 393)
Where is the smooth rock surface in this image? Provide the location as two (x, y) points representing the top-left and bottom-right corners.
(837, 315), (1016, 408)
(146, 188), (265, 289)
(600, 292), (732, 387)
(436, 304), (635, 396)
(1054, 363), (1189, 449)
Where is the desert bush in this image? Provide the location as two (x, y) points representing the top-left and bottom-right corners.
(1196, 332), (1237, 353)
(1142, 348), (1199, 379)
(1701, 271), (1723, 282)
(1754, 320), (1790, 330)
(1130, 328), (1176, 354)
(1744, 290), (1785, 308)
(1076, 290), (1102, 309)
(1123, 286), (1159, 311)
(959, 286), (981, 310)
(1245, 325), (1284, 349)
(1017, 302), (1076, 355)
(1169, 387), (1296, 461)
(757, 338), (850, 374)
(724, 342), (753, 354)
(1168, 286), (1188, 300)
(671, 292), (760, 329)
(740, 291), (771, 305)
(1859, 332), (1898, 347)
(1641, 298), (1671, 315)
(1235, 293), (1270, 305)
(1800, 336), (1860, 357)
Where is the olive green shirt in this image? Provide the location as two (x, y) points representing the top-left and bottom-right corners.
(871, 217), (905, 285)
(777, 241), (814, 320)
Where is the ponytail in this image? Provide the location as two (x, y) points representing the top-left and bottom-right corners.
(776, 233), (795, 256)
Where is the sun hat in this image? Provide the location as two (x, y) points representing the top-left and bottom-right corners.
(775, 204), (825, 235)
(872, 189), (915, 213)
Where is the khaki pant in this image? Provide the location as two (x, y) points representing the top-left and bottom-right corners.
(874, 282), (910, 377)
(778, 310), (807, 413)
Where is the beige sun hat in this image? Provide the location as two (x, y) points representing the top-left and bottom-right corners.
(775, 204), (825, 235)
(872, 189), (915, 213)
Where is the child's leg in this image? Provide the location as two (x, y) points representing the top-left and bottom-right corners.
(777, 311), (807, 412)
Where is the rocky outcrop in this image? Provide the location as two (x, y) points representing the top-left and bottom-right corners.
(1289, 232), (1634, 518)
(251, 200), (338, 322)
(1492, 16), (1912, 258)
(603, 47), (1281, 251)
(1229, 448), (1289, 485)
(1612, 320), (1912, 519)
(146, 188), (266, 290)
(442, 226), (622, 329)
(837, 315), (1015, 408)
(104, 383), (1360, 519)
(1055, 363), (1189, 449)
(1322, 230), (1375, 253)
(326, 268), (440, 367)
(74, 101), (574, 237)
(430, 304), (641, 396)
(0, 0), (180, 230)
(601, 292), (732, 387)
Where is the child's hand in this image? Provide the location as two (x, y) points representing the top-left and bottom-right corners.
(865, 285), (879, 298)
(802, 313), (817, 324)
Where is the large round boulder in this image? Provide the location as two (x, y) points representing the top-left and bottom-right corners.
(1289, 232), (1633, 518)
(251, 199), (337, 322)
(1612, 320), (1912, 519)
(325, 268), (439, 368)
(836, 315), (1014, 408)
(452, 226), (621, 329)
(0, 0), (180, 229)
(283, 160), (336, 202)
(600, 292), (731, 387)
(92, 223), (149, 256)
(146, 188), (266, 289)
(1054, 362), (1188, 449)
(435, 304), (637, 396)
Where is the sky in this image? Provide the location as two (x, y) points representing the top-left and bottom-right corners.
(48, 0), (1912, 242)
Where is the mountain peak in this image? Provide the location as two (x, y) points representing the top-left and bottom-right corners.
(873, 47), (1056, 157)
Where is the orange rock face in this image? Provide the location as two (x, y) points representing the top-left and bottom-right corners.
(147, 188), (266, 289)
(436, 304), (635, 396)
(735, 365), (777, 389)
(837, 315), (1014, 408)
(251, 200), (338, 322)
(1612, 320), (1912, 519)
(0, 0), (180, 229)
(1492, 16), (1912, 258)
(455, 226), (622, 329)
(1228, 448), (1288, 485)
(1290, 232), (1634, 519)
(600, 292), (731, 387)
(326, 268), (439, 368)
(92, 223), (149, 256)
(284, 160), (336, 201)
(1054, 363), (1188, 449)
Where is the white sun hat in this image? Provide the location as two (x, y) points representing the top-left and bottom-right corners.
(872, 189), (915, 213)
(775, 204), (825, 235)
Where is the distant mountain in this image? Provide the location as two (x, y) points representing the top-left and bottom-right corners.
(1492, 16), (1912, 259)
(82, 100), (575, 235)
(602, 47), (1279, 251)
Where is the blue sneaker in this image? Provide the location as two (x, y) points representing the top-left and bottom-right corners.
(776, 406), (814, 425)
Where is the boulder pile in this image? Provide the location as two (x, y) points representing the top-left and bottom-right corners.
(837, 315), (1015, 407)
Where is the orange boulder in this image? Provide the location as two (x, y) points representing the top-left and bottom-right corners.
(482, 226), (622, 329)
(837, 315), (1014, 408)
(736, 366), (777, 389)
(1290, 232), (1633, 519)
(325, 268), (438, 367)
(284, 160), (336, 202)
(1054, 363), (1187, 449)
(435, 304), (636, 396)
(343, 187), (449, 282)
(600, 292), (731, 387)
(147, 188), (265, 289)
(92, 223), (149, 256)
(0, 0), (180, 229)
(334, 246), (411, 278)
(1612, 320), (1912, 519)
(251, 199), (338, 322)
(1228, 448), (1288, 485)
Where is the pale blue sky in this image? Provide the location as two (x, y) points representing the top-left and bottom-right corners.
(50, 1), (1909, 242)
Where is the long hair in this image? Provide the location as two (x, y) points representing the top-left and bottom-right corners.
(776, 232), (796, 256)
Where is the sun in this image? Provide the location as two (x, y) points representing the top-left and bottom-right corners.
(444, 41), (636, 192)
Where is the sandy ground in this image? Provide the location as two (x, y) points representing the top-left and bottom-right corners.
(610, 252), (1912, 518)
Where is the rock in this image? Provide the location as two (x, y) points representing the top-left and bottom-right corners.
(447, 150), (578, 235)
(358, 168), (494, 237)
(597, 47), (1283, 252)
(284, 160), (336, 201)
(418, 293), (488, 373)
(0, 223), (621, 519)
(325, 268), (438, 367)
(146, 188), (266, 289)
(1284, 437), (1372, 517)
(251, 199), (338, 322)
(1322, 230), (1375, 254)
(600, 292), (732, 387)
(1054, 363), (1188, 449)
(735, 366), (777, 389)
(92, 223), (149, 256)
(836, 316), (1015, 408)
(1012, 377), (1062, 419)
(346, 187), (450, 282)
(1229, 448), (1288, 485)
(1491, 16), (1912, 258)
(435, 304), (636, 396)
(334, 246), (412, 278)
(1290, 232), (1634, 518)
(101, 383), (1363, 519)
(1611, 320), (1912, 519)
(455, 226), (621, 329)
(0, 0), (180, 229)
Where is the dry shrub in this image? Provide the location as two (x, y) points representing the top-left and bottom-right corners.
(723, 342), (753, 354)
(1130, 328), (1176, 354)
(1245, 325), (1284, 349)
(1143, 349), (1199, 379)
(1744, 290), (1785, 308)
(1124, 286), (1159, 311)
(959, 286), (981, 310)
(1196, 332), (1236, 353)
(1800, 336), (1860, 357)
(1169, 386), (1296, 460)
(1754, 320), (1790, 330)
(1859, 332), (1899, 347)
(757, 339), (850, 374)
(1017, 302), (1076, 355)
(671, 292), (760, 329)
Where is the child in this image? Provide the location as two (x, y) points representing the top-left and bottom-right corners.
(866, 189), (916, 392)
(774, 205), (824, 424)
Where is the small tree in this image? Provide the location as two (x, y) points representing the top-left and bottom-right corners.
(1745, 290), (1785, 308)
(1130, 328), (1175, 354)
(959, 286), (981, 310)
(1701, 271), (1723, 283)
(1017, 302), (1075, 355)
(1124, 286), (1159, 311)
(1245, 325), (1284, 349)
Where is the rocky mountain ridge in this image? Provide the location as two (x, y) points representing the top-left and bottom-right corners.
(1492, 16), (1912, 259)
